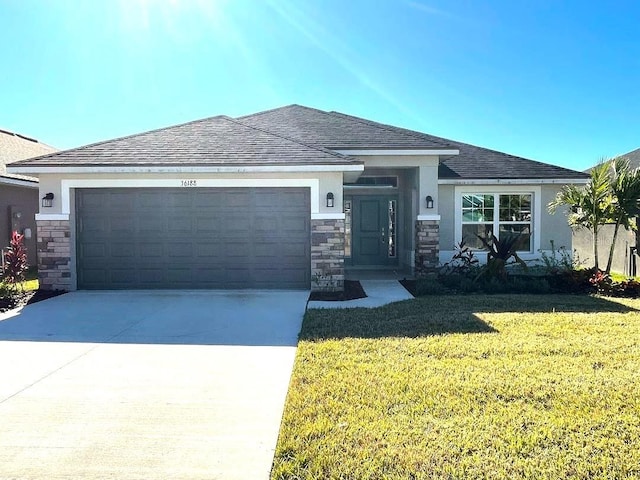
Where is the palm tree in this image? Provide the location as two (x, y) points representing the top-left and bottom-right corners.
(549, 161), (614, 271)
(605, 157), (640, 274)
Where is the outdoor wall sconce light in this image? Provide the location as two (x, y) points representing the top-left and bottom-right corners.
(326, 192), (335, 208)
(42, 192), (54, 208)
(425, 195), (434, 209)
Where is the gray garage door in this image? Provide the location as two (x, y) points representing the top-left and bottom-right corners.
(76, 188), (310, 289)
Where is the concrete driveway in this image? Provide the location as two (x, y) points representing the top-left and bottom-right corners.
(0, 290), (308, 480)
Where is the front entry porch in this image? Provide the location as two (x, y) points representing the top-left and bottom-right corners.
(345, 267), (414, 281)
(345, 194), (400, 268)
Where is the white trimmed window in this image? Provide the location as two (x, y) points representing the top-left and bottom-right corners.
(461, 193), (533, 251)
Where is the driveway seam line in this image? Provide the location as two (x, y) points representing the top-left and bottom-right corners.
(0, 343), (101, 405)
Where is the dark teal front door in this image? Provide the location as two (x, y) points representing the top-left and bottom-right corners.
(350, 195), (398, 266)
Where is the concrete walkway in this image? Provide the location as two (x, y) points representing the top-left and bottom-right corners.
(0, 290), (307, 480)
(307, 279), (414, 309)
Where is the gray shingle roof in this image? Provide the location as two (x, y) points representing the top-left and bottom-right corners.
(10, 105), (588, 180)
(617, 147), (640, 168)
(239, 105), (454, 150)
(438, 141), (589, 179)
(10, 116), (359, 168)
(0, 129), (56, 182)
(241, 106), (588, 180)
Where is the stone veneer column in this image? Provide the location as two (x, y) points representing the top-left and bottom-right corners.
(37, 220), (72, 291)
(310, 218), (345, 292)
(415, 219), (440, 275)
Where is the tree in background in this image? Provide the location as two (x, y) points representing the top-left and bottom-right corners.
(549, 161), (613, 271)
(606, 157), (640, 274)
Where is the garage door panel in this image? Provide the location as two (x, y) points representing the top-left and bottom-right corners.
(81, 216), (107, 234)
(195, 243), (222, 258)
(167, 217), (192, 232)
(109, 269), (138, 284)
(194, 216), (220, 233)
(281, 216), (309, 234)
(110, 217), (136, 234)
(138, 191), (165, 207)
(79, 191), (107, 208)
(225, 241), (252, 258)
(76, 187), (310, 289)
(225, 267), (251, 282)
(80, 243), (107, 259)
(137, 268), (166, 283)
(139, 243), (163, 258)
(225, 217), (251, 232)
(167, 192), (193, 208)
(138, 217), (165, 234)
(225, 191), (252, 206)
(110, 244), (135, 258)
(279, 243), (309, 258)
(195, 268), (226, 282)
(193, 191), (222, 206)
(166, 269), (193, 283)
(109, 192), (136, 209)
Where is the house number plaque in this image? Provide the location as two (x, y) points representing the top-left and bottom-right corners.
(180, 180), (197, 187)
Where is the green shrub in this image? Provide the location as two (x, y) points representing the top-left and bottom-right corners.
(2, 231), (28, 293)
(438, 273), (464, 290)
(414, 278), (449, 296)
(459, 277), (479, 293)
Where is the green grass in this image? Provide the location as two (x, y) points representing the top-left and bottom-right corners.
(1, 267), (38, 292)
(610, 272), (640, 283)
(272, 295), (640, 479)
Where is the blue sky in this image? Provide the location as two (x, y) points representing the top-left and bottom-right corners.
(2, 0), (639, 171)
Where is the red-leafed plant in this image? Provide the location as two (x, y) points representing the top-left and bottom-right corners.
(3, 231), (28, 292)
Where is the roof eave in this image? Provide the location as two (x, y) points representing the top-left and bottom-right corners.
(438, 177), (589, 185)
(7, 163), (365, 174)
(334, 148), (459, 156)
(0, 175), (39, 188)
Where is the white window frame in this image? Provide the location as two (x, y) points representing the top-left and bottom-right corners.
(454, 185), (541, 255)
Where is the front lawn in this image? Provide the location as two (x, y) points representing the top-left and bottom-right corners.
(272, 295), (640, 479)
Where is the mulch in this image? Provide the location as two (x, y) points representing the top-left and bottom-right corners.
(308, 280), (367, 301)
(398, 279), (417, 296)
(0, 289), (67, 313)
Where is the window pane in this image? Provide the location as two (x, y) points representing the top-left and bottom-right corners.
(498, 224), (531, 251)
(462, 194), (494, 223)
(388, 200), (396, 258)
(344, 200), (352, 257)
(462, 224), (493, 250)
(499, 194), (531, 222)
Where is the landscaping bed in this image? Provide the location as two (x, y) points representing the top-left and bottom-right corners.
(308, 280), (367, 301)
(272, 294), (640, 479)
(0, 289), (66, 313)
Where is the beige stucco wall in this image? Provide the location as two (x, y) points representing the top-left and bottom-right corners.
(438, 182), (574, 264)
(354, 155), (439, 215)
(540, 184), (572, 251)
(438, 184), (456, 251)
(37, 170), (348, 290)
(36, 171), (346, 216)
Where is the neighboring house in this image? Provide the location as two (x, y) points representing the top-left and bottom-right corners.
(0, 129), (56, 266)
(573, 147), (640, 275)
(8, 105), (588, 291)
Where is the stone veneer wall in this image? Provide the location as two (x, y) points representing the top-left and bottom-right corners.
(415, 219), (439, 275)
(310, 218), (345, 292)
(37, 220), (72, 291)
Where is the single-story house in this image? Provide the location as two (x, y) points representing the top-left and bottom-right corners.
(0, 129), (56, 266)
(8, 105), (588, 291)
